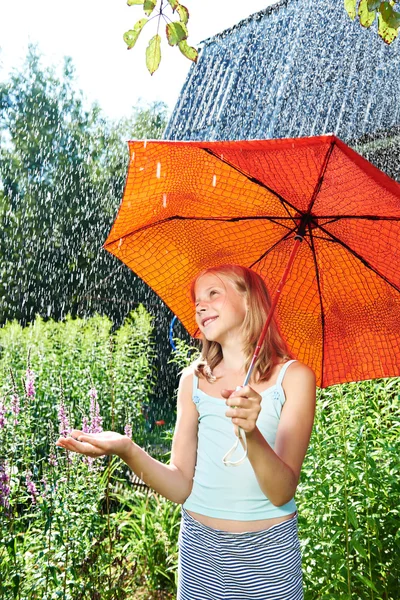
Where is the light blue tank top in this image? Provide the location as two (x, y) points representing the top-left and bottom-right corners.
(183, 360), (298, 520)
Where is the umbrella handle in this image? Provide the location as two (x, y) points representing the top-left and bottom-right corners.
(222, 426), (247, 467)
(222, 385), (248, 466)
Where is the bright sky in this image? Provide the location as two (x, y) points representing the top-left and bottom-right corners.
(0, 0), (275, 121)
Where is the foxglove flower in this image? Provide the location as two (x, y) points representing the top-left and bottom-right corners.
(25, 368), (36, 398)
(11, 393), (20, 426)
(89, 387), (103, 434)
(25, 470), (38, 505)
(0, 398), (6, 429)
(58, 399), (70, 437)
(0, 461), (10, 509)
(48, 450), (58, 468)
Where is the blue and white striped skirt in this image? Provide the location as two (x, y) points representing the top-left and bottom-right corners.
(177, 508), (303, 600)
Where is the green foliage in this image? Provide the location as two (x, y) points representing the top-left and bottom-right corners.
(344, 0), (400, 42)
(1, 331), (399, 598)
(0, 307), (159, 598)
(110, 489), (180, 593)
(0, 47), (169, 328)
(123, 0), (198, 74)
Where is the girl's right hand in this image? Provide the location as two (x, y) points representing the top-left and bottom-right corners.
(55, 430), (133, 460)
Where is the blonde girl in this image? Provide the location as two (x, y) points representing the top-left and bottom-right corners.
(56, 264), (316, 599)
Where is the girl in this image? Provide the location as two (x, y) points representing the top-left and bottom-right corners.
(56, 264), (316, 599)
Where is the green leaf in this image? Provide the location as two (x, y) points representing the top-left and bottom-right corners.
(344, 0), (357, 19)
(178, 39), (198, 62)
(351, 536), (369, 559)
(355, 572), (379, 593)
(380, 1), (400, 27)
(123, 18), (148, 49)
(347, 506), (359, 529)
(168, 0), (179, 10)
(378, 5), (400, 42)
(367, 0), (382, 9)
(166, 21), (188, 46)
(143, 0), (156, 16)
(146, 34), (162, 74)
(177, 4), (189, 24)
(127, 0), (144, 5)
(359, 0), (377, 27)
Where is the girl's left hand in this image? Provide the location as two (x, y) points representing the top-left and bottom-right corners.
(221, 386), (262, 437)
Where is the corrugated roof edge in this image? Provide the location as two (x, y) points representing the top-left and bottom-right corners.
(199, 0), (289, 45)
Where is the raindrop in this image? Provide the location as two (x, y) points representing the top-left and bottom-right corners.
(118, 238), (123, 249)
(156, 162), (161, 178)
(162, 193), (167, 208)
(212, 174), (217, 187)
(143, 140), (147, 148)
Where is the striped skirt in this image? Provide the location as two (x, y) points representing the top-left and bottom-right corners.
(177, 508), (303, 600)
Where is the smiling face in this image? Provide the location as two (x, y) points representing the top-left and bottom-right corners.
(194, 272), (248, 345)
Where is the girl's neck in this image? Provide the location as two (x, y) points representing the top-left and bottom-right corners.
(218, 343), (247, 376)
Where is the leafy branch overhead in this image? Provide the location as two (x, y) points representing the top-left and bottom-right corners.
(345, 0), (400, 43)
(123, 0), (198, 75)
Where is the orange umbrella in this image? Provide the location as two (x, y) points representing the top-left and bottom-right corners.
(104, 135), (400, 389)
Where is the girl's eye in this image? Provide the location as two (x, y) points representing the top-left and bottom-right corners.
(210, 290), (218, 297)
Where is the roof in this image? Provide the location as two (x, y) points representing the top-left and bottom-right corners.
(163, 0), (400, 148)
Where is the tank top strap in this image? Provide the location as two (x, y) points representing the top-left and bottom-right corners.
(276, 359), (297, 387)
(192, 372), (199, 398)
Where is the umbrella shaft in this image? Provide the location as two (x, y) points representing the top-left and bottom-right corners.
(243, 237), (303, 386)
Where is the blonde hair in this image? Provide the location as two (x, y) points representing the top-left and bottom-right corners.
(191, 264), (292, 383)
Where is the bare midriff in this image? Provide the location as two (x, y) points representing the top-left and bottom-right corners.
(186, 510), (296, 533)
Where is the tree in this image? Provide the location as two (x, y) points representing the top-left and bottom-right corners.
(0, 46), (169, 327)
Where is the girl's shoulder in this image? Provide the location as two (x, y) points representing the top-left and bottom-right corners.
(281, 360), (316, 392)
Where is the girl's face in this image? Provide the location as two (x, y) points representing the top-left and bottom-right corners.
(194, 272), (247, 344)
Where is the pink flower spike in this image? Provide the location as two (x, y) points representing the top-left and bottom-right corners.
(25, 368), (36, 398)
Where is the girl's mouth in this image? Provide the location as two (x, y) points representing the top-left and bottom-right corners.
(202, 316), (218, 327)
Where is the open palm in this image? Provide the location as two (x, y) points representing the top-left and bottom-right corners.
(55, 430), (132, 459)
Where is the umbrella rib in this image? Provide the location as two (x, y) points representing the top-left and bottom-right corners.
(308, 140), (336, 212)
(316, 223), (400, 294)
(202, 148), (298, 227)
(249, 228), (297, 269)
(308, 225), (325, 388)
(104, 215), (300, 246)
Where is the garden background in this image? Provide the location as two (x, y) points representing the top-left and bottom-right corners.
(0, 49), (399, 600)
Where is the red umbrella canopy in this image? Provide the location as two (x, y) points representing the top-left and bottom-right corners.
(104, 135), (400, 388)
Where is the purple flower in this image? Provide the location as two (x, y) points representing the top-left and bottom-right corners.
(41, 477), (49, 499)
(0, 461), (10, 509)
(0, 398), (6, 429)
(58, 400), (70, 437)
(25, 368), (36, 398)
(89, 387), (103, 434)
(48, 450), (58, 468)
(11, 393), (20, 426)
(26, 470), (39, 505)
(124, 423), (132, 439)
(82, 416), (90, 433)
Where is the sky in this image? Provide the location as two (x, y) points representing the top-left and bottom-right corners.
(0, 0), (275, 121)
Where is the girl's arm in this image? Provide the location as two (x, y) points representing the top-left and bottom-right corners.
(121, 368), (198, 503)
(224, 361), (316, 506)
(56, 368), (199, 505)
